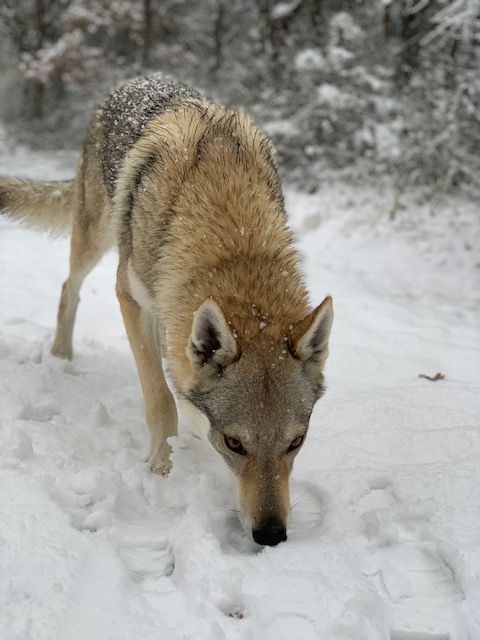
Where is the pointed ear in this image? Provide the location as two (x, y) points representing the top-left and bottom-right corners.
(187, 299), (238, 370)
(291, 296), (333, 369)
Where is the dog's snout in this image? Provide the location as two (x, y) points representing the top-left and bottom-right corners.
(252, 517), (287, 546)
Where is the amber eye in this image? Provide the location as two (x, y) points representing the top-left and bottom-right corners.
(287, 435), (304, 453)
(224, 435), (247, 455)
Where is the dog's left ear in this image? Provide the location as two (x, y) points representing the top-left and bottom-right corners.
(187, 299), (238, 370)
(291, 296), (333, 371)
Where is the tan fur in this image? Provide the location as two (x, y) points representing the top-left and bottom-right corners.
(0, 177), (74, 235)
(1, 80), (333, 544)
(239, 456), (291, 530)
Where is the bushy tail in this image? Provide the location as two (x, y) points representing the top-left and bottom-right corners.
(0, 177), (74, 235)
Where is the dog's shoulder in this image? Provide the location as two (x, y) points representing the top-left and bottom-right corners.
(99, 74), (202, 196)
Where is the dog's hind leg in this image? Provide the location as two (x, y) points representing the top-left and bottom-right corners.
(116, 274), (178, 475)
(51, 213), (108, 360)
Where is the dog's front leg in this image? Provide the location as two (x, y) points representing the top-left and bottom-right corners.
(116, 279), (178, 476)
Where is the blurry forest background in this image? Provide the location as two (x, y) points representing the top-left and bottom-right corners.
(0, 0), (479, 196)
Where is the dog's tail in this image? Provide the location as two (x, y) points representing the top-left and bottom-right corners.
(0, 177), (74, 235)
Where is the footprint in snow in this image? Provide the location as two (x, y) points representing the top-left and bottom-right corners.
(91, 401), (115, 429)
(116, 532), (174, 581)
(358, 481), (462, 640)
(3, 428), (34, 459)
(12, 341), (43, 365)
(17, 399), (59, 422)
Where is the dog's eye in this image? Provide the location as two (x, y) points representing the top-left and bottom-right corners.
(224, 435), (247, 455)
(287, 435), (304, 453)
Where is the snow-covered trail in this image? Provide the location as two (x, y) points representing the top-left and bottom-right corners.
(1, 151), (479, 640)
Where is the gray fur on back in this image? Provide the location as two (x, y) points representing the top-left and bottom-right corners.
(100, 75), (202, 196)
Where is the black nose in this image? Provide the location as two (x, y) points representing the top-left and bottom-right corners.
(252, 517), (287, 546)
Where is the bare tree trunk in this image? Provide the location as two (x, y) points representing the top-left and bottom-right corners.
(395, 0), (436, 87)
(383, 3), (392, 39)
(311, 0), (327, 45)
(30, 80), (44, 119)
(142, 0), (152, 67)
(30, 0), (45, 118)
(212, 0), (225, 74)
(256, 0), (282, 85)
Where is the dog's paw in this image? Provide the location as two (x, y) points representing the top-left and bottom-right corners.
(148, 453), (172, 477)
(149, 460), (172, 477)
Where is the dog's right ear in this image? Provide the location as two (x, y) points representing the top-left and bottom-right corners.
(187, 299), (238, 370)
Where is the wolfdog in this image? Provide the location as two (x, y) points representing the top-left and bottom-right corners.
(0, 75), (333, 545)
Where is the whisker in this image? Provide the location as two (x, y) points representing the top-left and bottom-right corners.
(291, 491), (307, 510)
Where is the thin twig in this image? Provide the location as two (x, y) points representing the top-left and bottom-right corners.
(418, 372), (446, 382)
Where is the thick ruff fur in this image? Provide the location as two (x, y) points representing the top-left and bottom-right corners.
(0, 75), (333, 546)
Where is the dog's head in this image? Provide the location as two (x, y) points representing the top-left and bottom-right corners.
(183, 297), (333, 546)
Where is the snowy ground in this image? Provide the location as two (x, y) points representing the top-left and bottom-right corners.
(1, 150), (479, 640)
